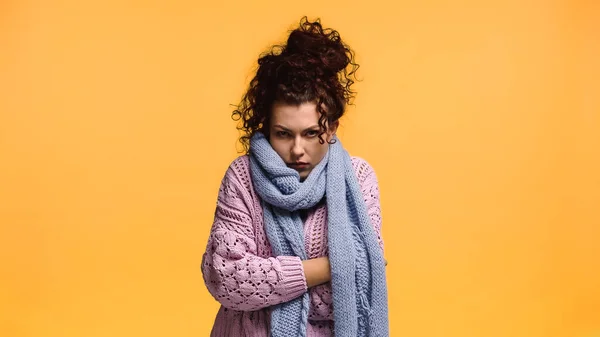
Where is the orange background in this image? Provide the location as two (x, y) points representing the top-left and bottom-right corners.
(1, 1), (599, 336)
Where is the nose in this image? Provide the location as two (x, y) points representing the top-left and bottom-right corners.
(291, 137), (305, 159)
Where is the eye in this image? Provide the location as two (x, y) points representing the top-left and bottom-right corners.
(306, 130), (319, 137)
(275, 131), (290, 138)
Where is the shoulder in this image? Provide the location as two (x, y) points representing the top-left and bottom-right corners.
(350, 156), (378, 185)
(226, 155), (251, 176)
(220, 155), (253, 192)
(215, 155), (260, 212)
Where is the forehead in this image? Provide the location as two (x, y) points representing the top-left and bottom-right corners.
(271, 102), (319, 128)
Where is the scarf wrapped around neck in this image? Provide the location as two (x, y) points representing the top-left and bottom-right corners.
(249, 132), (389, 337)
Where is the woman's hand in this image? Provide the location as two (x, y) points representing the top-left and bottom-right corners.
(302, 257), (331, 288)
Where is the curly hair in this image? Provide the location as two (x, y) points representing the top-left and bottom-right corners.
(231, 16), (360, 153)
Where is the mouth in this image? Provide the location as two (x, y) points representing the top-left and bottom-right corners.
(288, 162), (310, 170)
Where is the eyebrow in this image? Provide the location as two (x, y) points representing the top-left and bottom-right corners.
(273, 124), (320, 132)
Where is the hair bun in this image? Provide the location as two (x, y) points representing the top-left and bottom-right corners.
(283, 18), (350, 74)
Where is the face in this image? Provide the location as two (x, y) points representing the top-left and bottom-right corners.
(268, 102), (338, 181)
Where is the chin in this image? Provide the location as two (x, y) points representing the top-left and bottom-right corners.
(296, 168), (312, 181)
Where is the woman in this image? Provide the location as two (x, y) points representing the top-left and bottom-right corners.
(201, 17), (389, 337)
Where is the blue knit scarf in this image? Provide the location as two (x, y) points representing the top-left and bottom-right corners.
(249, 132), (389, 337)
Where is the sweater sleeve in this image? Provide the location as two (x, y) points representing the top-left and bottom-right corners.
(354, 158), (385, 252)
(201, 160), (308, 311)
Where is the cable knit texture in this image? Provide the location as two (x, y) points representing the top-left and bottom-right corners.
(201, 142), (386, 337)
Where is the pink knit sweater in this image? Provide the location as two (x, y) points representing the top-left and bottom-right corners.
(201, 155), (384, 336)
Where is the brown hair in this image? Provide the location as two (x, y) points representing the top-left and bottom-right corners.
(232, 16), (359, 152)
